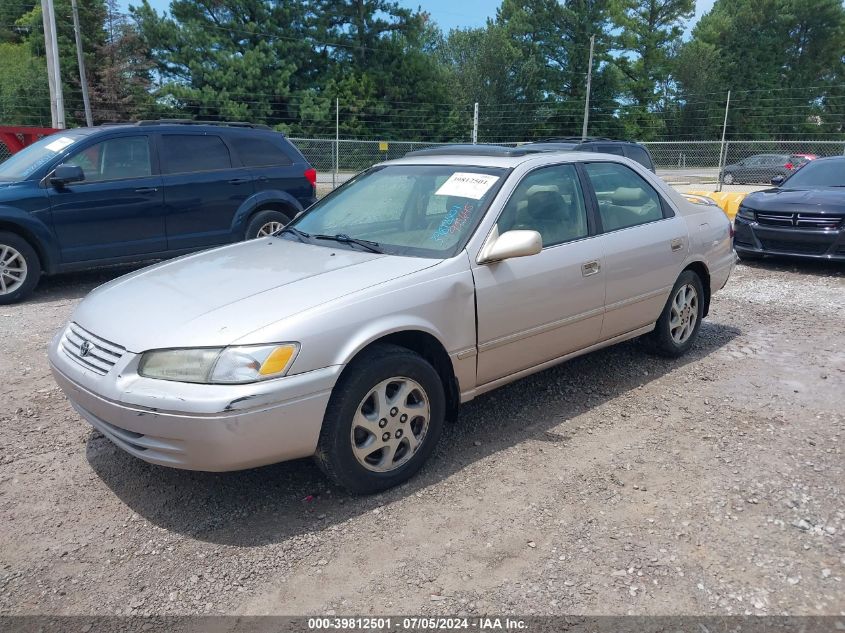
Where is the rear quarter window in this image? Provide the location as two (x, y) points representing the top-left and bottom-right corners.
(230, 135), (294, 167)
(624, 145), (654, 170)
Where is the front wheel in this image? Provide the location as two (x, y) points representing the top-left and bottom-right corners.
(646, 270), (704, 358)
(245, 209), (291, 240)
(315, 344), (446, 494)
(0, 232), (41, 305)
(722, 172), (735, 185)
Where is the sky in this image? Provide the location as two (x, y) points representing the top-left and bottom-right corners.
(120, 0), (718, 35)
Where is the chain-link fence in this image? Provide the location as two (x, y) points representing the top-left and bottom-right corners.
(645, 140), (845, 187)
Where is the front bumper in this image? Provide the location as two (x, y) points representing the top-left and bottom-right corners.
(49, 334), (340, 471)
(734, 217), (845, 260)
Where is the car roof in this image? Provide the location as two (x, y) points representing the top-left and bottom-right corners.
(82, 121), (280, 136)
(383, 149), (630, 169)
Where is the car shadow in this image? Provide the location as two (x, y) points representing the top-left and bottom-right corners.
(27, 264), (147, 305)
(86, 320), (741, 547)
(738, 257), (843, 277)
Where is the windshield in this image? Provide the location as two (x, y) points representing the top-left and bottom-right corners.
(290, 164), (508, 258)
(783, 159), (845, 188)
(0, 133), (85, 181)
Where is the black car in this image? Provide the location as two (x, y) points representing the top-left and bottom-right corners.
(720, 153), (808, 185)
(521, 137), (656, 172)
(734, 156), (845, 261)
(0, 120), (316, 303)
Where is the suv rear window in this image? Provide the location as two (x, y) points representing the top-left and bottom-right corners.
(624, 145), (654, 170)
(230, 135), (293, 167)
(161, 135), (231, 173)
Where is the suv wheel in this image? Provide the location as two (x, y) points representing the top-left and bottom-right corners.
(0, 232), (41, 305)
(646, 270), (704, 358)
(722, 172), (735, 185)
(315, 344), (446, 494)
(246, 209), (291, 239)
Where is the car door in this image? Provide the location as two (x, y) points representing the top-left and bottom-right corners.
(47, 134), (165, 264)
(472, 163), (605, 386)
(158, 133), (256, 250)
(581, 161), (688, 340)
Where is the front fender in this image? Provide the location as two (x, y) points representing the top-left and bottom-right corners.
(230, 190), (305, 236)
(0, 205), (60, 273)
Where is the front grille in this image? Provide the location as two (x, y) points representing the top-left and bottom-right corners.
(756, 212), (794, 227)
(60, 323), (125, 375)
(756, 211), (843, 230)
(796, 214), (842, 230)
(761, 239), (828, 255)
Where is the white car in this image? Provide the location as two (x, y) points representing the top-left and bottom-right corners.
(50, 145), (735, 493)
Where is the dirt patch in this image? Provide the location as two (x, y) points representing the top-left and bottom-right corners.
(0, 258), (842, 616)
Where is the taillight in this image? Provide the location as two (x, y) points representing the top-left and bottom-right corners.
(784, 162), (794, 170)
(304, 168), (317, 187)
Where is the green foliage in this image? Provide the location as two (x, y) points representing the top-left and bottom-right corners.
(1, 0), (843, 141)
(673, 0), (845, 138)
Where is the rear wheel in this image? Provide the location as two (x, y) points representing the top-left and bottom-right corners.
(245, 209), (291, 239)
(315, 344), (446, 494)
(646, 270), (704, 358)
(0, 232), (41, 305)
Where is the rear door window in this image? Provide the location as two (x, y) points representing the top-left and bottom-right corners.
(583, 162), (667, 232)
(230, 135), (293, 167)
(160, 135), (231, 174)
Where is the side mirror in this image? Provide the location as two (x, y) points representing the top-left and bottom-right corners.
(771, 175), (785, 186)
(50, 164), (85, 187)
(478, 227), (542, 264)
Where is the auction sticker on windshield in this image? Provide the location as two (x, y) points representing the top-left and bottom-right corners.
(44, 137), (75, 152)
(435, 172), (500, 199)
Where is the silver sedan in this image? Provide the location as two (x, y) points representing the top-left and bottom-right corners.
(49, 146), (735, 493)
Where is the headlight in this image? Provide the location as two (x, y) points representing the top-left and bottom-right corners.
(737, 205), (755, 221)
(138, 343), (299, 384)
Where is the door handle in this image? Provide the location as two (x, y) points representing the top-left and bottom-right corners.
(582, 260), (601, 277)
(228, 178), (250, 185)
(670, 237), (684, 252)
(134, 187), (158, 194)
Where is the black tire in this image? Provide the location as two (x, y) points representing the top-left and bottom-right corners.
(315, 343), (446, 494)
(722, 172), (735, 185)
(0, 231), (41, 305)
(245, 209), (291, 240)
(645, 270), (705, 358)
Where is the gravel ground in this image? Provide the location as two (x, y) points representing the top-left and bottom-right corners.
(0, 257), (843, 618)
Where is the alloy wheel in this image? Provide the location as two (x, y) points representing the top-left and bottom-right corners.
(350, 376), (430, 473)
(0, 244), (27, 296)
(256, 221), (285, 237)
(669, 283), (698, 345)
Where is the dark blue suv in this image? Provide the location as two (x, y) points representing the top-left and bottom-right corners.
(0, 120), (316, 303)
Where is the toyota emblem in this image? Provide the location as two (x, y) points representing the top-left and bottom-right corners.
(79, 340), (91, 357)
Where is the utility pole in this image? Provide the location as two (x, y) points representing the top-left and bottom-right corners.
(71, 0), (93, 126)
(41, 0), (65, 128)
(581, 35), (595, 142)
(472, 102), (479, 144)
(717, 90), (731, 193)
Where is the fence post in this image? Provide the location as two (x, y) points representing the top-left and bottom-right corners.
(472, 102), (478, 144)
(334, 98), (339, 189)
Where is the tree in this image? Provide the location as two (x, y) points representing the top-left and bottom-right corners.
(675, 0), (845, 138)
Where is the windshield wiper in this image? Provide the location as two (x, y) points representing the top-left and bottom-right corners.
(279, 226), (312, 242)
(312, 233), (384, 254)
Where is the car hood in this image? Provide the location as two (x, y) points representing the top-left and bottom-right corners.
(71, 238), (439, 352)
(743, 187), (845, 214)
